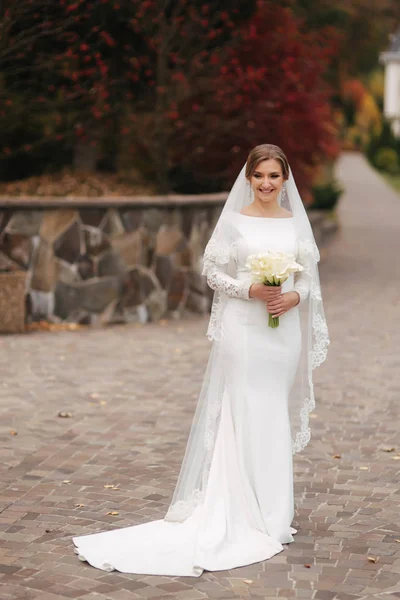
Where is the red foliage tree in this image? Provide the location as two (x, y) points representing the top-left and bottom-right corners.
(0, 0), (247, 184)
(0, 0), (340, 196)
(123, 0), (247, 192)
(167, 1), (341, 195)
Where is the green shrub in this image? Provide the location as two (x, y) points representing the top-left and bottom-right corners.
(310, 181), (343, 211)
(365, 119), (400, 163)
(373, 147), (400, 175)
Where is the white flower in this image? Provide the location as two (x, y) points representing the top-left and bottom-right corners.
(246, 251), (304, 285)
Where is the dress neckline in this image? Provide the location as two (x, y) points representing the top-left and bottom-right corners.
(237, 212), (294, 220)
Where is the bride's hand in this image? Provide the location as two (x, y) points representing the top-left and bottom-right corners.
(249, 283), (282, 303)
(266, 291), (300, 318)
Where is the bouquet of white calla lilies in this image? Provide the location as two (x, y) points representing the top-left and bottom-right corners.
(246, 251), (304, 328)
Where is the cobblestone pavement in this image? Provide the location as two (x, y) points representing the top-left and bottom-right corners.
(0, 153), (399, 600)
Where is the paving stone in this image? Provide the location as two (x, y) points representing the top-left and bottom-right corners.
(0, 153), (399, 600)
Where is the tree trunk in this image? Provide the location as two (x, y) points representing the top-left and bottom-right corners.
(73, 139), (99, 172)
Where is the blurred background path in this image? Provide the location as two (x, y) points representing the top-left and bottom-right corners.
(0, 152), (399, 599)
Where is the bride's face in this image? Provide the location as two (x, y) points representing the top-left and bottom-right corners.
(250, 159), (284, 205)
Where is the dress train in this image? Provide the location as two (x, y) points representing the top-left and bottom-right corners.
(73, 386), (297, 576)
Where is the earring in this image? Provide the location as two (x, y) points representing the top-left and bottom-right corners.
(247, 182), (252, 201)
(281, 182), (287, 203)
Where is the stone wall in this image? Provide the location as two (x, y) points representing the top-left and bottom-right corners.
(0, 198), (226, 325)
(0, 198), (336, 327)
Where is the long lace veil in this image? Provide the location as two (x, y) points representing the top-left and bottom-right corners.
(165, 163), (330, 523)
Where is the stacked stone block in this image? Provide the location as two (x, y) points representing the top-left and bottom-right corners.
(0, 204), (222, 325)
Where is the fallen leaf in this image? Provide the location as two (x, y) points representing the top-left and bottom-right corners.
(104, 484), (117, 489)
(106, 511), (119, 516)
(395, 539), (400, 543)
(62, 480), (71, 484)
(58, 411), (72, 418)
(0, 169), (156, 200)
(243, 580), (253, 584)
(333, 454), (341, 459)
(26, 321), (84, 333)
(367, 556), (379, 563)
(99, 400), (107, 406)
(381, 447), (396, 452)
(75, 504), (85, 508)
(359, 466), (369, 470)
(391, 456), (400, 461)
(304, 564), (312, 568)
(10, 429), (18, 436)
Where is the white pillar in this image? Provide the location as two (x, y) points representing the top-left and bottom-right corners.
(384, 62), (400, 117)
(382, 59), (400, 138)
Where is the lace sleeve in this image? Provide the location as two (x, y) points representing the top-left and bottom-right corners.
(294, 239), (317, 304)
(206, 262), (251, 300)
(202, 219), (251, 301)
(294, 271), (311, 304)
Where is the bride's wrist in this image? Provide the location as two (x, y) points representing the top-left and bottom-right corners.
(249, 283), (261, 299)
(292, 291), (300, 306)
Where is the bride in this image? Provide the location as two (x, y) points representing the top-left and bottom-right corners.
(73, 144), (329, 576)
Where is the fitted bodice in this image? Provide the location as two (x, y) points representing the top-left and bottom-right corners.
(230, 213), (298, 286)
(203, 211), (309, 311)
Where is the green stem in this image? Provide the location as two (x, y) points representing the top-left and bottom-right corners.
(268, 314), (280, 328)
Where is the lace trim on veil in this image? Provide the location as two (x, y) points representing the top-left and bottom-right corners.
(202, 236), (232, 342)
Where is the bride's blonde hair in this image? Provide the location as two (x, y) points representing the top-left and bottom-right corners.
(245, 144), (290, 181)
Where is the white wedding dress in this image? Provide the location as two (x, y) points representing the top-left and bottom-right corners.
(73, 213), (308, 576)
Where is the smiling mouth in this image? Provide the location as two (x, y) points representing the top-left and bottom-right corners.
(259, 188), (274, 193)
